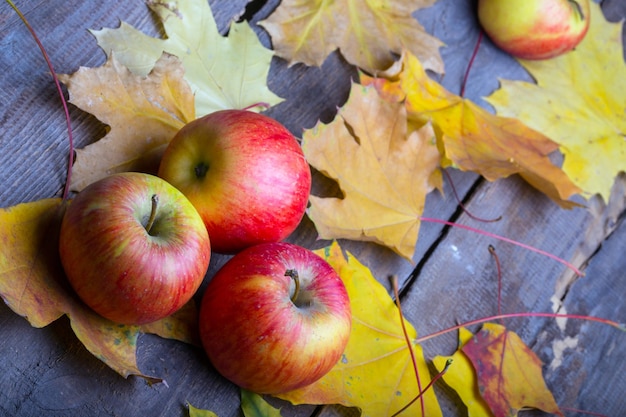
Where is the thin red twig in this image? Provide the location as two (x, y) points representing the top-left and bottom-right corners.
(7, 0), (74, 200)
(420, 217), (584, 277)
(460, 30), (484, 97)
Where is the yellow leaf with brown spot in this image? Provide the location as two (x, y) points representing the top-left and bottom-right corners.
(362, 52), (582, 208)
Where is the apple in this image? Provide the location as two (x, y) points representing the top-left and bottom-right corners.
(198, 242), (351, 394)
(157, 109), (311, 254)
(477, 0), (590, 60)
(59, 172), (211, 325)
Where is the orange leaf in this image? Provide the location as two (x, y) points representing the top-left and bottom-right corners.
(259, 0), (444, 74)
(0, 199), (199, 380)
(462, 323), (562, 417)
(362, 52), (582, 208)
(59, 52), (195, 191)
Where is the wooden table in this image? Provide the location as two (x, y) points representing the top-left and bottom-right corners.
(1, 1), (625, 416)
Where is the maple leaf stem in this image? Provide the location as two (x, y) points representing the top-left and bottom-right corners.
(390, 358), (452, 417)
(419, 216), (584, 277)
(460, 30), (483, 97)
(390, 275), (425, 416)
(415, 312), (626, 345)
(7, 0), (74, 201)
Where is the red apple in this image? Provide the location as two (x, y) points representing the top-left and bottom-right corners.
(478, 0), (590, 60)
(157, 110), (311, 254)
(59, 172), (211, 325)
(199, 242), (351, 394)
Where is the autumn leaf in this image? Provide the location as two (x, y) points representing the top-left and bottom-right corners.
(59, 52), (195, 191)
(0, 199), (199, 380)
(362, 52), (582, 208)
(462, 323), (562, 417)
(188, 403), (219, 417)
(304, 83), (441, 260)
(92, 0), (282, 117)
(241, 390), (283, 417)
(486, 2), (626, 202)
(432, 327), (494, 417)
(259, 0), (444, 75)
(276, 241), (442, 417)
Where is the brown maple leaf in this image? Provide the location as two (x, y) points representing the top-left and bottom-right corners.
(59, 52), (195, 192)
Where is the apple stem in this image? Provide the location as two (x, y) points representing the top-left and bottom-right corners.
(569, 0), (585, 20)
(145, 194), (159, 234)
(285, 269), (300, 303)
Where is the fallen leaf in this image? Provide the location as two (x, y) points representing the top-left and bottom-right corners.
(303, 83), (441, 260)
(92, 0), (282, 117)
(486, 2), (626, 202)
(462, 323), (562, 417)
(259, 0), (444, 74)
(241, 390), (283, 417)
(277, 241), (442, 417)
(188, 403), (219, 417)
(362, 52), (582, 208)
(59, 52), (195, 191)
(0, 199), (199, 380)
(432, 327), (494, 417)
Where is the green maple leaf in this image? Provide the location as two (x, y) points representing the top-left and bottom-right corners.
(92, 0), (282, 117)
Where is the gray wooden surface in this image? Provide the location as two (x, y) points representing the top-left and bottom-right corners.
(0, 1), (625, 416)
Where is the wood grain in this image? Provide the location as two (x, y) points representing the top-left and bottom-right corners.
(0, 1), (624, 416)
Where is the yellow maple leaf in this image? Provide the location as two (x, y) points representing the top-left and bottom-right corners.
(362, 52), (582, 208)
(486, 2), (626, 202)
(92, 0), (282, 117)
(277, 241), (442, 417)
(303, 83), (441, 260)
(432, 327), (494, 417)
(259, 0), (444, 74)
(0, 199), (199, 379)
(59, 53), (195, 191)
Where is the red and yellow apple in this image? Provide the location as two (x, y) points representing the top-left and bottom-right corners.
(158, 110), (311, 254)
(59, 172), (211, 325)
(199, 242), (351, 394)
(478, 0), (590, 60)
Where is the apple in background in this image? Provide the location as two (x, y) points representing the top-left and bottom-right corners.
(59, 172), (211, 325)
(199, 242), (351, 394)
(477, 0), (590, 60)
(158, 109), (311, 254)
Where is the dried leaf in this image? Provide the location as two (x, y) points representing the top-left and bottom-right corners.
(432, 327), (494, 417)
(362, 52), (582, 208)
(462, 323), (562, 417)
(304, 83), (440, 260)
(59, 53), (195, 191)
(259, 0), (444, 74)
(486, 2), (626, 201)
(0, 199), (199, 380)
(92, 0), (282, 117)
(277, 241), (442, 417)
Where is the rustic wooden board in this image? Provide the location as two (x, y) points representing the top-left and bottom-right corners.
(0, 1), (624, 417)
